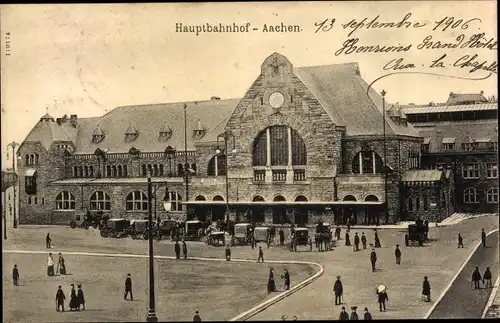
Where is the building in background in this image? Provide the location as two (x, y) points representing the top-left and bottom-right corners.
(2, 169), (18, 227)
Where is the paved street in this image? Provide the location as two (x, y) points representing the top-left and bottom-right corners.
(428, 231), (499, 319)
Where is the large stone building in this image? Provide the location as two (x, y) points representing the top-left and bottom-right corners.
(17, 52), (473, 226)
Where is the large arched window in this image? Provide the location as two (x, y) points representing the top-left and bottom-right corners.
(56, 191), (76, 210)
(126, 191), (148, 211)
(90, 191), (111, 211)
(486, 187), (498, 204)
(169, 192), (183, 211)
(343, 195), (357, 201)
(252, 195), (265, 202)
(252, 126), (307, 166)
(213, 195), (225, 201)
(352, 150), (383, 174)
(364, 195), (379, 202)
(207, 155), (227, 176)
(463, 188), (478, 204)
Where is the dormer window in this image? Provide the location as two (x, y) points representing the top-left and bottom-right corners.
(462, 143), (474, 151)
(159, 124), (172, 141)
(125, 124), (138, 142)
(193, 119), (206, 139)
(92, 125), (105, 144)
(421, 138), (431, 153)
(441, 138), (455, 151)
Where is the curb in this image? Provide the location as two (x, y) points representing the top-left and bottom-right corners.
(424, 228), (499, 319)
(3, 249), (323, 321)
(482, 276), (500, 318)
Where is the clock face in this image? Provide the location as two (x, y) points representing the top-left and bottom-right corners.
(269, 91), (285, 109)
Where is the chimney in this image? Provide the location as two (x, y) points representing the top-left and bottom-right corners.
(70, 114), (78, 127)
(210, 96), (221, 100)
(480, 90), (484, 95)
(449, 92), (454, 96)
(56, 118), (62, 125)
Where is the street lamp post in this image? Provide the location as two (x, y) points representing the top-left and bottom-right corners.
(381, 90), (389, 225)
(7, 141), (20, 228)
(216, 131), (237, 222)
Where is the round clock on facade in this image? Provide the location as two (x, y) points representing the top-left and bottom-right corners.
(269, 91), (285, 109)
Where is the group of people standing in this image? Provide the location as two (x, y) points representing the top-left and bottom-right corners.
(267, 267), (290, 293)
(55, 284), (85, 312)
(47, 253), (67, 276)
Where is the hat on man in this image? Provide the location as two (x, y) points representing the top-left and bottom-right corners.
(127, 273), (131, 276)
(364, 307), (369, 312)
(71, 284), (74, 287)
(351, 306), (358, 310)
(396, 244), (399, 247)
(424, 276), (428, 279)
(337, 275), (341, 279)
(341, 306), (346, 310)
(77, 284), (82, 288)
(195, 310), (199, 314)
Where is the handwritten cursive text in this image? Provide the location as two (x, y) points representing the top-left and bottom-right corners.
(341, 13), (426, 37)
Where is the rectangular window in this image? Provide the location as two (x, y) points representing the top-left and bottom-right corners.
(42, 198), (45, 205)
(421, 144), (429, 152)
(423, 196), (428, 211)
(34, 197), (38, 204)
(408, 198), (413, 211)
(462, 163), (480, 179)
(442, 143), (454, 150)
(487, 188), (499, 203)
(415, 197), (420, 211)
(486, 163), (498, 178)
(28, 196), (32, 204)
(462, 143), (474, 151)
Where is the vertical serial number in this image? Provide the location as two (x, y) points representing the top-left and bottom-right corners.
(5, 32), (11, 56)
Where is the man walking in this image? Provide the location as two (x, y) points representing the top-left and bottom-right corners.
(333, 275), (343, 305)
(483, 267), (493, 288)
(354, 233), (360, 252)
(124, 273), (133, 300)
(370, 249), (377, 272)
(12, 264), (19, 286)
(377, 289), (388, 312)
(363, 307), (373, 320)
(77, 284), (85, 310)
(361, 232), (367, 249)
(46, 233), (52, 249)
(422, 276), (431, 302)
(472, 267), (482, 289)
(182, 240), (188, 260)
(481, 229), (487, 247)
(55, 285), (66, 312)
(394, 244), (402, 265)
(225, 246), (231, 261)
(458, 233), (464, 248)
(175, 240), (181, 259)
(257, 246), (264, 263)
(339, 306), (349, 320)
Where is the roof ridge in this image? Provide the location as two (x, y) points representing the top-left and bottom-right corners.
(294, 62), (359, 70)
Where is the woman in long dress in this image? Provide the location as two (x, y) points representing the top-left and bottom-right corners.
(47, 253), (55, 276)
(345, 232), (351, 246)
(374, 230), (381, 248)
(267, 268), (276, 293)
(69, 284), (79, 311)
(57, 253), (67, 275)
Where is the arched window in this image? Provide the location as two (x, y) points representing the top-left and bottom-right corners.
(25, 154), (29, 165)
(29, 154), (34, 165)
(364, 195), (379, 202)
(106, 165), (111, 177)
(112, 165), (117, 177)
(343, 195), (357, 201)
(273, 195), (287, 224)
(126, 191), (148, 211)
(56, 191), (76, 210)
(195, 195), (206, 201)
(352, 150), (383, 174)
(73, 166), (78, 178)
(169, 192), (183, 211)
(90, 191), (111, 211)
(252, 195), (265, 202)
(274, 195), (286, 202)
(147, 164), (153, 176)
(34, 154), (39, 164)
(123, 165), (128, 177)
(84, 166), (89, 178)
(295, 195), (308, 225)
(117, 165), (123, 177)
(463, 188), (478, 204)
(252, 195), (265, 222)
(78, 166), (83, 177)
(178, 163), (185, 177)
(89, 166), (94, 177)
(142, 164), (147, 176)
(191, 163), (197, 174)
(252, 126), (307, 166)
(213, 195), (225, 201)
(295, 195), (308, 202)
(486, 187), (498, 204)
(159, 164), (164, 176)
(207, 155), (226, 176)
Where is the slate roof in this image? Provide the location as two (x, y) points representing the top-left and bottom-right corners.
(22, 113), (73, 150)
(402, 170), (443, 182)
(447, 93), (488, 105)
(294, 63), (420, 137)
(414, 119), (498, 153)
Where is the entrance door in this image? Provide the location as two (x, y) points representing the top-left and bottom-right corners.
(194, 207), (206, 222)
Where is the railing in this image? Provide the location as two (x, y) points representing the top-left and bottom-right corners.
(293, 169), (306, 181)
(254, 170), (265, 182)
(272, 169), (287, 182)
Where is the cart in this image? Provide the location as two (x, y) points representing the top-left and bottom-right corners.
(69, 211), (91, 230)
(184, 220), (204, 241)
(207, 231), (226, 246)
(253, 226), (271, 243)
(291, 227), (312, 251)
(405, 224), (426, 246)
(232, 223), (252, 246)
(130, 220), (149, 240)
(100, 219), (130, 238)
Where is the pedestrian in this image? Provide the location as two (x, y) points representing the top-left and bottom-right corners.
(175, 240), (181, 259)
(339, 306), (349, 320)
(124, 273), (133, 300)
(395, 244), (402, 265)
(350, 306), (359, 320)
(55, 285), (66, 312)
(345, 231), (351, 247)
(354, 233), (360, 251)
(77, 284), (85, 310)
(370, 249), (377, 272)
(374, 230), (381, 248)
(257, 246), (264, 263)
(458, 233), (464, 248)
(47, 253), (55, 276)
(333, 275), (343, 305)
(361, 232), (367, 249)
(225, 246), (231, 261)
(335, 226), (341, 240)
(483, 267), (493, 288)
(182, 240), (188, 259)
(422, 276), (431, 302)
(46, 233), (52, 249)
(472, 267), (482, 289)
(69, 284), (79, 311)
(377, 289), (388, 312)
(363, 307), (372, 320)
(267, 267), (276, 293)
(279, 228), (285, 246)
(12, 264), (19, 286)
(57, 253), (66, 275)
(481, 229), (487, 247)
(251, 235), (255, 250)
(347, 218), (351, 232)
(193, 310), (202, 322)
(267, 235), (271, 249)
(282, 269), (291, 290)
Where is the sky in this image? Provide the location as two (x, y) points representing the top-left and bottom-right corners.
(0, 1), (497, 169)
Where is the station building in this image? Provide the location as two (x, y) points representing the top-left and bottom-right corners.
(18, 52), (493, 226)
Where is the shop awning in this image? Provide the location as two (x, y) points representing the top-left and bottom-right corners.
(183, 201), (384, 206)
(402, 170), (442, 184)
(25, 169), (37, 177)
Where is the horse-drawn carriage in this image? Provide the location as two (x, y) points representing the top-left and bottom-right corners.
(315, 222), (333, 251)
(130, 220), (149, 240)
(232, 223), (253, 246)
(254, 226), (271, 243)
(157, 220), (177, 240)
(207, 231), (226, 246)
(291, 227), (312, 251)
(69, 211), (109, 230)
(405, 223), (426, 246)
(184, 220), (204, 241)
(100, 218), (130, 238)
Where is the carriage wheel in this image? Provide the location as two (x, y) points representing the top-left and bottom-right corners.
(82, 222), (90, 230)
(70, 221), (76, 229)
(143, 231), (149, 240)
(100, 230), (108, 238)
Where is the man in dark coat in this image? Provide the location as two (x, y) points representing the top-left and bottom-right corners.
(377, 290), (388, 312)
(481, 229), (487, 247)
(333, 275), (343, 305)
(46, 233), (52, 249)
(339, 306), (349, 320)
(361, 232), (367, 249)
(458, 233), (464, 248)
(422, 276), (431, 302)
(345, 231), (351, 246)
(279, 229), (285, 246)
(374, 230), (381, 248)
(472, 267), (482, 289)
(193, 310), (202, 322)
(182, 240), (188, 259)
(283, 269), (291, 290)
(335, 226), (341, 240)
(350, 306), (359, 320)
(370, 249), (377, 272)
(77, 284), (85, 310)
(225, 246), (231, 261)
(12, 264), (19, 286)
(124, 273), (133, 300)
(363, 307), (372, 320)
(175, 240), (181, 259)
(69, 284), (79, 311)
(354, 233), (360, 252)
(55, 285), (66, 312)
(257, 246), (264, 263)
(483, 267), (493, 288)
(395, 244), (402, 265)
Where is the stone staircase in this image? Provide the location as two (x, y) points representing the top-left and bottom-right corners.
(438, 213), (496, 227)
